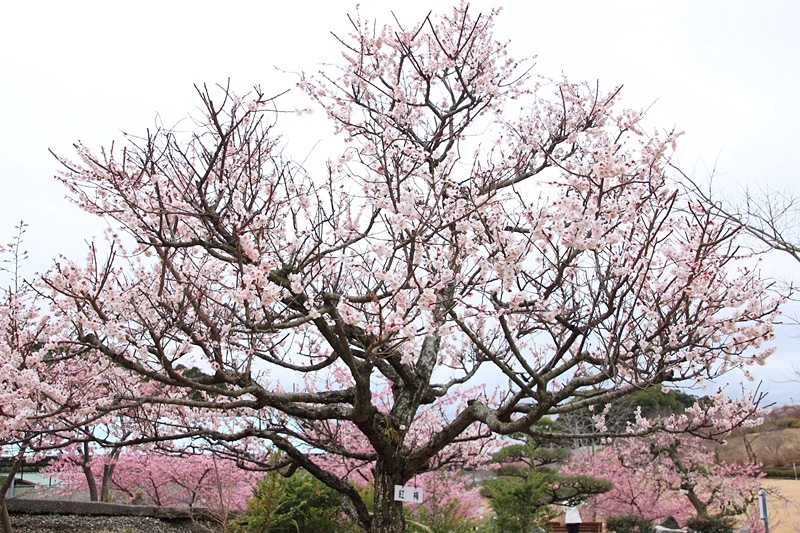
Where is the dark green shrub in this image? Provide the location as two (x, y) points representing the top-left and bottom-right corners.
(233, 470), (355, 533)
(605, 514), (655, 533)
(684, 515), (736, 533)
(761, 467), (798, 478)
(765, 416), (800, 429)
(480, 473), (555, 532)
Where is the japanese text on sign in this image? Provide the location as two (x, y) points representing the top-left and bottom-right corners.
(393, 484), (424, 503)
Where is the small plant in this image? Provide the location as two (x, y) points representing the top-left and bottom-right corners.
(605, 513), (655, 533)
(684, 515), (737, 533)
(406, 498), (479, 533)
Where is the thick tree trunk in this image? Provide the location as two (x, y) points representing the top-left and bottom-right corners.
(82, 463), (99, 502)
(0, 499), (12, 533)
(77, 441), (99, 502)
(101, 433), (127, 502)
(100, 461), (117, 502)
(370, 463), (405, 533)
(686, 486), (709, 518)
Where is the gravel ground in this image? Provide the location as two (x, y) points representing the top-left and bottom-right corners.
(10, 514), (223, 532)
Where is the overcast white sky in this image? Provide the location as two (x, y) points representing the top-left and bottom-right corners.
(2, 0), (799, 405)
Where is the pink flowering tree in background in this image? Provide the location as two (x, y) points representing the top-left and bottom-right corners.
(47, 449), (258, 509)
(41, 3), (781, 532)
(566, 426), (765, 527)
(42, 403), (185, 504)
(566, 444), (687, 522)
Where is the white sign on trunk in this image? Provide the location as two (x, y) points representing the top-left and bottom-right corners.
(393, 484), (424, 503)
